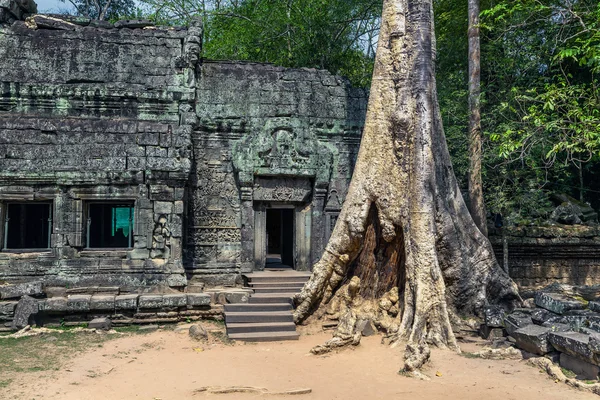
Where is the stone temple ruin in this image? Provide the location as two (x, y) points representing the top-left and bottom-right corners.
(1, 0), (600, 347)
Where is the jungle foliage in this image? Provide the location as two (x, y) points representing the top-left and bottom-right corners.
(128, 0), (599, 223)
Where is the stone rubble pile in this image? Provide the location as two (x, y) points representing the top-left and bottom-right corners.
(481, 285), (600, 380)
(0, 282), (254, 331)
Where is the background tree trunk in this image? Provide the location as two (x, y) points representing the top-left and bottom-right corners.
(467, 0), (487, 237)
(294, 0), (520, 376)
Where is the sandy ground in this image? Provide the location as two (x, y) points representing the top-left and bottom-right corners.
(2, 325), (597, 400)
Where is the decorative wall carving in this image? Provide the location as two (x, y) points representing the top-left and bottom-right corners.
(232, 117), (333, 186)
(253, 177), (312, 203)
(151, 215), (171, 259)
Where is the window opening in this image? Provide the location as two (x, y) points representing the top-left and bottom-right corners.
(3, 203), (52, 250)
(86, 203), (134, 248)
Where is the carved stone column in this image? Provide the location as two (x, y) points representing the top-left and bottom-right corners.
(310, 187), (328, 265)
(239, 185), (255, 272)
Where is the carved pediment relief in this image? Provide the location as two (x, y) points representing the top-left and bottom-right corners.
(232, 118), (333, 186)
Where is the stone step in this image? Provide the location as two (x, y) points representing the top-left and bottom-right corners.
(228, 331), (300, 342)
(226, 322), (297, 334)
(248, 275), (310, 284)
(253, 287), (304, 294)
(225, 311), (294, 323)
(248, 294), (295, 304)
(250, 282), (306, 289)
(223, 303), (292, 312)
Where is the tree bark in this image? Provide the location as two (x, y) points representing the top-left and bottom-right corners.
(467, 0), (487, 236)
(294, 0), (519, 376)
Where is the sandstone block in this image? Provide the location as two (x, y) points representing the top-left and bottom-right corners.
(535, 292), (586, 315)
(548, 331), (599, 365)
(187, 293), (211, 307)
(505, 312), (533, 336)
(560, 353), (600, 380)
(88, 317), (112, 331)
(0, 301), (18, 316)
(115, 294), (138, 310)
(138, 294), (163, 309)
(11, 295), (38, 330)
(484, 305), (505, 328)
(90, 295), (115, 311)
(512, 325), (554, 355)
(162, 294), (187, 308)
(189, 324), (208, 341)
(0, 281), (43, 299)
(40, 297), (67, 312)
(67, 295), (91, 312)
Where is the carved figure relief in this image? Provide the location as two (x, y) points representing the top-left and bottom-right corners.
(232, 117), (333, 187)
(151, 215), (171, 259)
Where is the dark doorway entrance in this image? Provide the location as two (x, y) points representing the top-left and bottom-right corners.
(265, 208), (294, 268)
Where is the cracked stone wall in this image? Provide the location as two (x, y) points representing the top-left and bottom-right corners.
(0, 15), (196, 290)
(0, 7), (368, 290)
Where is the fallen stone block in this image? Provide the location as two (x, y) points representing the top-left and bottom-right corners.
(548, 331), (599, 365)
(115, 295), (138, 310)
(138, 295), (163, 309)
(90, 295), (115, 311)
(535, 292), (586, 315)
(88, 317), (112, 331)
(0, 281), (43, 300)
(357, 319), (377, 336)
(11, 295), (38, 330)
(484, 305), (505, 328)
(26, 14), (78, 30)
(479, 324), (506, 340)
(0, 301), (18, 317)
(189, 324), (208, 341)
(560, 353), (600, 380)
(512, 325), (554, 355)
(67, 295), (91, 312)
(162, 294), (187, 308)
(187, 293), (211, 307)
(540, 321), (572, 332)
(505, 312), (533, 336)
(531, 308), (558, 325)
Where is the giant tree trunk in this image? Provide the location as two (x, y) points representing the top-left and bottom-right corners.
(294, 0), (520, 376)
(467, 0), (488, 237)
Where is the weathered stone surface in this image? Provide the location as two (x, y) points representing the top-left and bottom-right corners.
(115, 295), (138, 310)
(39, 297), (67, 312)
(90, 295), (115, 311)
(113, 19), (154, 29)
(357, 319), (377, 336)
(67, 295), (91, 312)
(531, 308), (558, 325)
(0, 301), (18, 317)
(26, 14), (77, 30)
(88, 317), (112, 330)
(505, 312), (533, 336)
(479, 324), (506, 340)
(11, 295), (38, 330)
(535, 292), (586, 315)
(162, 294), (187, 308)
(139, 295), (163, 309)
(548, 331), (599, 365)
(224, 291), (250, 304)
(512, 325), (554, 355)
(589, 301), (600, 313)
(560, 353), (600, 380)
(484, 305), (505, 328)
(540, 321), (572, 332)
(186, 293), (211, 307)
(189, 324), (208, 341)
(0, 281), (43, 299)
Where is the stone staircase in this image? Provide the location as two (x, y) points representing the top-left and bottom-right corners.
(224, 271), (311, 342)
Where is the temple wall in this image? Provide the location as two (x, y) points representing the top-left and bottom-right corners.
(0, 18), (196, 290)
(490, 226), (600, 292)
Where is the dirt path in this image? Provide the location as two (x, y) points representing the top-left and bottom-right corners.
(2, 325), (596, 400)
